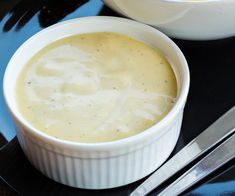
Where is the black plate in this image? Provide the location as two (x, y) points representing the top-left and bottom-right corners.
(0, 0), (235, 195)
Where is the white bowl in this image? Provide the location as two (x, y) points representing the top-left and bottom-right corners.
(103, 0), (235, 40)
(3, 16), (189, 189)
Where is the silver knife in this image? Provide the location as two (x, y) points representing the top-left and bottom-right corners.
(130, 106), (235, 196)
(158, 132), (235, 196)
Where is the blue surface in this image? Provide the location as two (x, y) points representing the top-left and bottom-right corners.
(0, 0), (103, 141)
(192, 181), (235, 195)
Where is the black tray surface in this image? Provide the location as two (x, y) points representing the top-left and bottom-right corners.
(0, 0), (235, 195)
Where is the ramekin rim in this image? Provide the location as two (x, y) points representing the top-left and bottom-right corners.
(3, 16), (190, 150)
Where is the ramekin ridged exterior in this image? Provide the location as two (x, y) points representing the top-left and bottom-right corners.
(3, 17), (190, 189)
(16, 112), (182, 189)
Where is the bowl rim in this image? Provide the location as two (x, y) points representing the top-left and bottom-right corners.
(3, 16), (190, 150)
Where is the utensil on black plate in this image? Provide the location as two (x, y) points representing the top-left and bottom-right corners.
(158, 132), (235, 195)
(131, 106), (235, 196)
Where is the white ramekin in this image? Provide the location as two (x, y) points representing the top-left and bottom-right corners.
(104, 0), (235, 40)
(3, 16), (190, 189)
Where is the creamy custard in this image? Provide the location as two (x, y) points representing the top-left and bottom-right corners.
(16, 32), (177, 143)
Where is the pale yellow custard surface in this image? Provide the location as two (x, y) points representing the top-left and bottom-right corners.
(16, 32), (177, 143)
